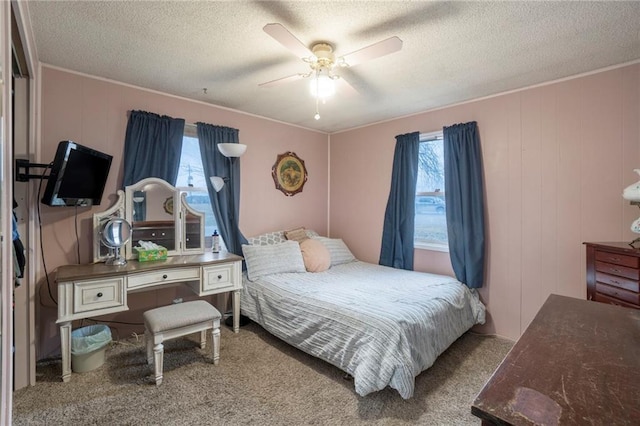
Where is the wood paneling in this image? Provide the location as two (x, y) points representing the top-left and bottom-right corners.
(38, 67), (329, 358)
(330, 63), (640, 340)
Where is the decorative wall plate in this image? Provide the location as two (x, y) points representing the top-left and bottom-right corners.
(271, 151), (308, 196)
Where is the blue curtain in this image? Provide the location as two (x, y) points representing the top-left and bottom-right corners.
(122, 110), (185, 187)
(379, 132), (420, 270)
(196, 122), (247, 257)
(443, 121), (485, 288)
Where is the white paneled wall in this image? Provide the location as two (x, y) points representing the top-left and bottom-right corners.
(330, 63), (640, 340)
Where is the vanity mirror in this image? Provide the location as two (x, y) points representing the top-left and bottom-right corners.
(93, 178), (205, 262)
(93, 190), (126, 263)
(101, 217), (131, 265)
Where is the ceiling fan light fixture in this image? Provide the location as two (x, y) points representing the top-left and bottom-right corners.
(309, 68), (335, 99)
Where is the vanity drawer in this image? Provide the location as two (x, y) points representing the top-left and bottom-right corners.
(128, 267), (200, 290)
(202, 263), (239, 293)
(73, 277), (126, 314)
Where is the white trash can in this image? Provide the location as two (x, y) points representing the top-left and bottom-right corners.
(70, 325), (112, 373)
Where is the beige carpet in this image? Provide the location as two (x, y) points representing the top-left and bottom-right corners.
(13, 322), (513, 425)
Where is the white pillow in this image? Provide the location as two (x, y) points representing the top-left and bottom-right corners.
(246, 231), (286, 246)
(242, 241), (306, 281)
(314, 237), (356, 266)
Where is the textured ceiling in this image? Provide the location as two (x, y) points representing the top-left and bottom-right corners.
(26, 1), (640, 133)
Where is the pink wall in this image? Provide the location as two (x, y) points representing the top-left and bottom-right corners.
(36, 63), (640, 355)
(37, 66), (328, 357)
(329, 64), (640, 340)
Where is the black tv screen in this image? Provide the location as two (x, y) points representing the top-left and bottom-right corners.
(41, 141), (113, 207)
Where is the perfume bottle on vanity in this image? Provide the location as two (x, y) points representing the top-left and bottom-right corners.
(212, 230), (220, 253)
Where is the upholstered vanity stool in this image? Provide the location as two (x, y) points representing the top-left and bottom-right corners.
(143, 300), (221, 386)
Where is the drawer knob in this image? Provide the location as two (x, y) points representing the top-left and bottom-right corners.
(162, 274), (168, 279)
(611, 257), (620, 261)
(97, 292), (103, 298)
(610, 268), (621, 273)
(217, 275), (223, 280)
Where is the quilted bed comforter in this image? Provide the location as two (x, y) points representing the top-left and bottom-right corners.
(240, 260), (485, 399)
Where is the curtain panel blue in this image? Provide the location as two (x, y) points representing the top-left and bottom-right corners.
(122, 110), (185, 187)
(443, 121), (485, 288)
(196, 122), (247, 257)
(379, 131), (420, 270)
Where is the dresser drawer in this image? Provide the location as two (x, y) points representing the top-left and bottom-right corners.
(202, 263), (238, 293)
(594, 261), (640, 280)
(73, 277), (126, 314)
(595, 283), (640, 305)
(595, 250), (639, 268)
(595, 272), (640, 292)
(593, 292), (640, 309)
(128, 267), (200, 290)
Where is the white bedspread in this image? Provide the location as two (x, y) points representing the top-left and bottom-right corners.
(240, 260), (486, 399)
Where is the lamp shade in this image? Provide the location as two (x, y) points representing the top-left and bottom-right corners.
(210, 176), (225, 192)
(623, 169), (640, 201)
(218, 143), (247, 158)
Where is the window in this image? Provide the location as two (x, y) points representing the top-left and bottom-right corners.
(175, 126), (220, 243)
(414, 131), (448, 251)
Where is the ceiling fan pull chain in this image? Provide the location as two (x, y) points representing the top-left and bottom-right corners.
(314, 69), (321, 120)
(314, 95), (320, 120)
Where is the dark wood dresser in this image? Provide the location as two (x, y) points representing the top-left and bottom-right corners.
(472, 294), (640, 425)
(585, 242), (640, 309)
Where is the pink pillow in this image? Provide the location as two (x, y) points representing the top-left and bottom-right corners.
(299, 238), (330, 272)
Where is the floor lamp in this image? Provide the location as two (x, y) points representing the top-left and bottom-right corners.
(212, 143), (250, 328)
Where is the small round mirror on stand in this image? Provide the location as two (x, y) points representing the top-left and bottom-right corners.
(101, 218), (132, 265)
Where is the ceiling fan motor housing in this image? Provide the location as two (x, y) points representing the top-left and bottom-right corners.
(311, 43), (335, 69)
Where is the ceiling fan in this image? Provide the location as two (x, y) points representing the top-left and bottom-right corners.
(260, 23), (403, 120)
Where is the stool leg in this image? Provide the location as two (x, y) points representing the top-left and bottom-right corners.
(153, 342), (164, 386)
(200, 330), (207, 349)
(212, 326), (220, 365)
(145, 330), (153, 365)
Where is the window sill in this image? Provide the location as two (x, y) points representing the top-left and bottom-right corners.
(414, 242), (449, 253)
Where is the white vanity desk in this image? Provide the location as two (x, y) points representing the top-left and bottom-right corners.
(55, 177), (243, 382)
(55, 251), (242, 382)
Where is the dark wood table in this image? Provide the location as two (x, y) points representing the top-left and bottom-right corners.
(472, 294), (640, 425)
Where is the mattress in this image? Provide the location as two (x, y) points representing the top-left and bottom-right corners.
(240, 260), (485, 399)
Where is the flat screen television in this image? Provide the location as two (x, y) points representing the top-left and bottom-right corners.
(41, 141), (113, 207)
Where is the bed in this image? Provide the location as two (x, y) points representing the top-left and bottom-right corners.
(239, 231), (486, 399)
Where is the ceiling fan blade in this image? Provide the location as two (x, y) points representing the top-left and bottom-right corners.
(335, 76), (359, 98)
(263, 23), (312, 59)
(339, 36), (403, 67)
(259, 73), (306, 88)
